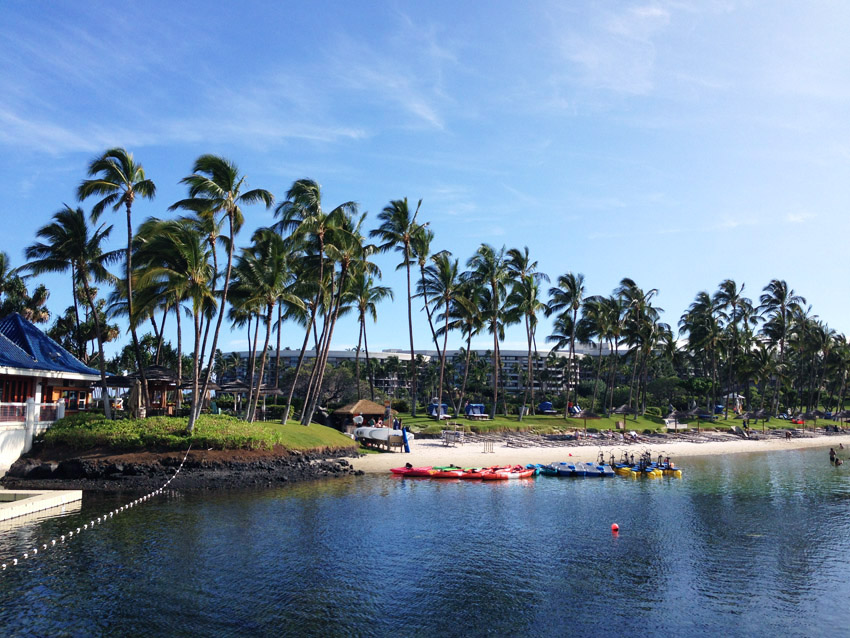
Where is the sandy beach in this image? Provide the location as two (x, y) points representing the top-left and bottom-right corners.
(350, 431), (850, 473)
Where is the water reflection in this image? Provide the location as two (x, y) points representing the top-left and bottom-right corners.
(0, 446), (848, 635)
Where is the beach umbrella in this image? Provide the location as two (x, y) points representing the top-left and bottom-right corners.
(179, 380), (221, 391)
(613, 404), (639, 421)
(666, 410), (691, 420)
(797, 411), (821, 431)
(257, 386), (284, 420)
(835, 410), (850, 424)
(574, 409), (601, 435)
(128, 379), (143, 419)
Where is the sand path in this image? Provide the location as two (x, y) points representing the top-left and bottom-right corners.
(349, 431), (850, 473)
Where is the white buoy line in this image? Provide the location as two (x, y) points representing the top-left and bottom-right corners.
(1, 444), (193, 572)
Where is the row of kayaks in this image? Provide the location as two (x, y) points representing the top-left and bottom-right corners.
(391, 465), (537, 480)
(390, 460), (682, 480)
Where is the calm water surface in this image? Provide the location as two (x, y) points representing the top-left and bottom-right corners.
(1, 446), (849, 637)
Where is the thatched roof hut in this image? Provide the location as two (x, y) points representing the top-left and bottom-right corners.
(333, 399), (395, 417)
(332, 399), (396, 429)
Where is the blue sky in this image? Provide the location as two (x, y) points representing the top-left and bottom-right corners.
(2, 1), (849, 357)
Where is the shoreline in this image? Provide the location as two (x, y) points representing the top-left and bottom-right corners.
(349, 431), (850, 473)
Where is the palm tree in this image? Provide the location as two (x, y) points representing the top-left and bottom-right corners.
(136, 220), (216, 433)
(759, 279), (805, 414)
(617, 278), (662, 414)
(371, 198), (425, 416)
(547, 272), (585, 409)
(350, 269), (393, 401)
(232, 230), (301, 422)
(274, 179), (357, 424)
(713, 279), (751, 417)
(507, 274), (546, 418)
(78, 148), (155, 406)
(411, 225), (446, 359)
(169, 155), (273, 428)
(444, 280), (485, 412)
(422, 252), (471, 419)
(466, 244), (508, 417)
(23, 205), (120, 418)
(506, 247), (549, 418)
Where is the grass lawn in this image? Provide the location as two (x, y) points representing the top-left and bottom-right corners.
(43, 413), (358, 452)
(399, 410), (838, 436)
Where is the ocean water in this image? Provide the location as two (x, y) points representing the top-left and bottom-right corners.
(0, 446), (847, 637)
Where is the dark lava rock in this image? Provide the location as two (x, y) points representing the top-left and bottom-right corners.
(2, 448), (362, 492)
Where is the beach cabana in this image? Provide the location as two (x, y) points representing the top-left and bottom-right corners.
(464, 403), (488, 420)
(538, 401), (557, 414)
(427, 402), (449, 418)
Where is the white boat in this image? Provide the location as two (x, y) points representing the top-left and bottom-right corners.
(354, 426), (414, 442)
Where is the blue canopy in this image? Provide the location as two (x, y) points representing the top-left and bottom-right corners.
(538, 401), (553, 412)
(465, 403), (486, 415)
(427, 403), (449, 417)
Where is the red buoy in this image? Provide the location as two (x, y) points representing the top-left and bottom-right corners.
(611, 523), (619, 532)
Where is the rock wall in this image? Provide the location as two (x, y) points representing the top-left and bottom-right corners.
(2, 447), (364, 491)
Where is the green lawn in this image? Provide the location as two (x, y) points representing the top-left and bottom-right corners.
(43, 413), (358, 452)
(400, 410), (838, 435)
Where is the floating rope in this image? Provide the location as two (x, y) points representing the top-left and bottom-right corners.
(1, 443), (192, 572)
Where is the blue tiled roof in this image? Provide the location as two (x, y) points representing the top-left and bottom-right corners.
(0, 313), (100, 377)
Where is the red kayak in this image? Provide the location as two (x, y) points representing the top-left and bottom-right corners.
(429, 468), (465, 478)
(480, 465), (536, 480)
(390, 466), (433, 477)
(459, 466), (504, 479)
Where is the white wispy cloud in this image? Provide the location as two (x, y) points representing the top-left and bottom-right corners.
(553, 3), (671, 96)
(786, 212), (815, 224)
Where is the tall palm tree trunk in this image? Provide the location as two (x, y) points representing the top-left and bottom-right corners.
(436, 300), (450, 421)
(284, 315), (315, 424)
(303, 271), (349, 426)
(154, 306), (168, 365)
(458, 338), (472, 412)
(300, 295), (332, 425)
(175, 305), (183, 410)
(364, 320), (375, 401)
(81, 278), (111, 419)
(589, 341), (604, 413)
(191, 212), (235, 428)
(188, 312), (202, 434)
(245, 315), (260, 420)
(521, 314), (532, 421)
(275, 302), (283, 389)
(405, 252), (418, 416)
(491, 283), (499, 418)
(420, 268), (443, 362)
(124, 201), (151, 410)
(569, 308), (578, 405)
(248, 305), (274, 422)
(70, 264), (85, 361)
(355, 318), (364, 400)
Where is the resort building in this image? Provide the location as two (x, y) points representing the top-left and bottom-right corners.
(225, 343), (611, 397)
(0, 312), (101, 413)
(220, 349), (423, 397)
